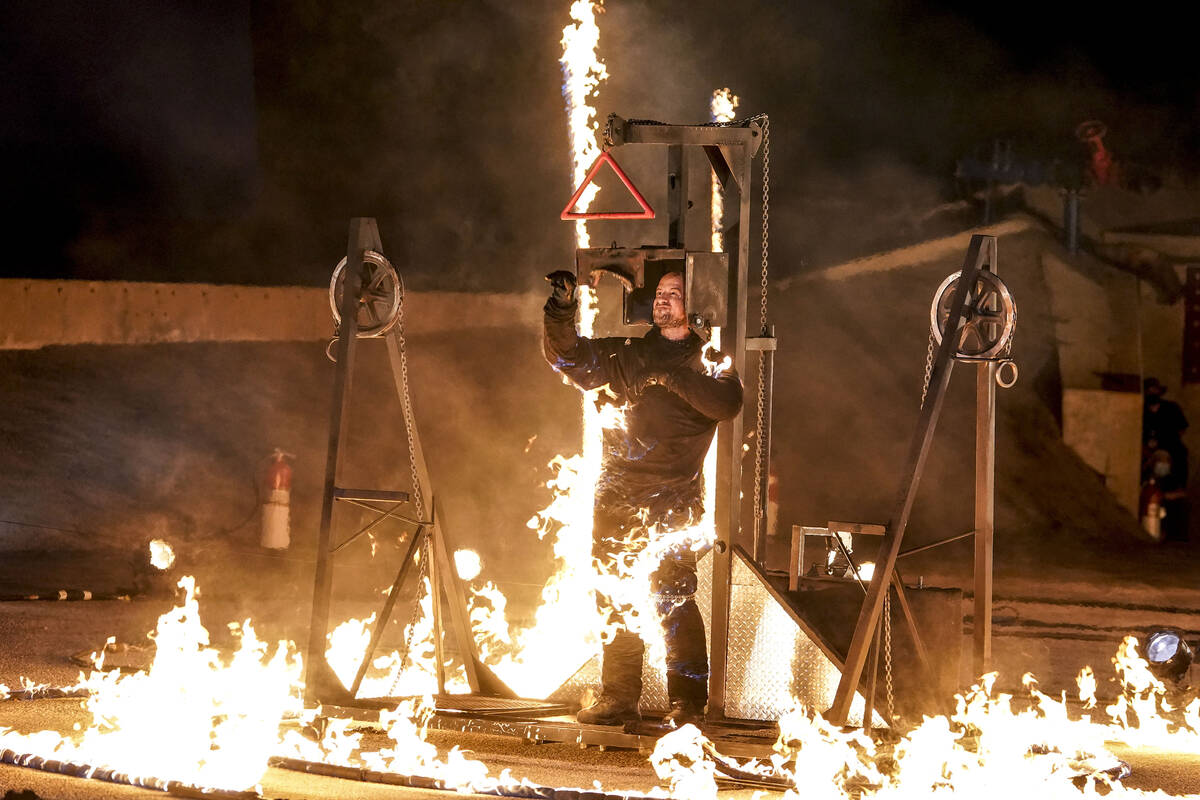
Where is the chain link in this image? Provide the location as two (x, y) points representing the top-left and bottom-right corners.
(919, 332), (936, 410)
(391, 273), (426, 522)
(388, 532), (431, 696)
(884, 591), (895, 720)
(751, 115), (770, 523)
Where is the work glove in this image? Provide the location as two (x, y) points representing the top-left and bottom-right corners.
(631, 367), (675, 398)
(545, 270), (578, 307)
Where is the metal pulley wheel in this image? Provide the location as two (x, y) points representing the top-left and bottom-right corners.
(930, 269), (1016, 360)
(329, 250), (402, 338)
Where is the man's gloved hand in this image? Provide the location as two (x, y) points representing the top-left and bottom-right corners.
(545, 270), (578, 306)
(632, 367), (674, 398)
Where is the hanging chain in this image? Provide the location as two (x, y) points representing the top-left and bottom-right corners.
(919, 332), (936, 409)
(388, 533), (431, 696)
(751, 115), (771, 523)
(391, 272), (426, 522)
(757, 116), (770, 333)
(884, 591), (896, 720)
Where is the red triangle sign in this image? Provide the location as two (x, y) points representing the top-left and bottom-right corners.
(561, 151), (655, 220)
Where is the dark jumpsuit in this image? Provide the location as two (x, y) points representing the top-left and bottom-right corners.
(543, 295), (743, 708)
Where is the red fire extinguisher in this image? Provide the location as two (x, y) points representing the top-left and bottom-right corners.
(1140, 478), (1165, 542)
(261, 449), (295, 549)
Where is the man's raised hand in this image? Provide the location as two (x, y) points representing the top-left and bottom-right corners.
(545, 270), (578, 306)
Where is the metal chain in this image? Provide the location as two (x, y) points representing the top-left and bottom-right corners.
(884, 591), (896, 720)
(388, 533), (431, 696)
(757, 116), (770, 333)
(391, 271), (426, 521)
(752, 115), (771, 522)
(919, 332), (936, 409)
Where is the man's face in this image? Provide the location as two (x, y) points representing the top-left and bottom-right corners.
(652, 272), (686, 329)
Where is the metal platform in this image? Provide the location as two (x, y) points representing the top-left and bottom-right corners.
(550, 547), (877, 726)
(318, 697), (780, 759)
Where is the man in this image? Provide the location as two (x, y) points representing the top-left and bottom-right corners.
(543, 268), (743, 727)
(1144, 377), (1189, 485)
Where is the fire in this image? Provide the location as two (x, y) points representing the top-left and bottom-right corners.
(709, 87), (738, 252)
(432, 0), (617, 699)
(0, 576), (302, 793)
(650, 723), (719, 800)
(559, 0), (607, 249)
(323, 577), (472, 698)
(148, 538), (175, 570)
(453, 548), (482, 580)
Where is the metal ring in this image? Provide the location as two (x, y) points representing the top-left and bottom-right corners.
(996, 359), (1019, 389)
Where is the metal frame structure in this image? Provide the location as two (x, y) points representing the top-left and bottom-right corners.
(304, 218), (513, 707)
(575, 116), (767, 720)
(828, 234), (1001, 724)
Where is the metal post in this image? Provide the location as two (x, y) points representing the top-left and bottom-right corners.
(863, 617), (882, 729)
(709, 137), (753, 721)
(304, 218), (377, 702)
(667, 145), (688, 249)
(1064, 189), (1080, 256)
(974, 361), (996, 675)
(426, 517), (448, 695)
(753, 324), (775, 563)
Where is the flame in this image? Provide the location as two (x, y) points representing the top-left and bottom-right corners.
(453, 548), (482, 581)
(0, 576), (302, 792)
(650, 723), (719, 800)
(559, 0), (607, 248)
(148, 539), (175, 570)
(325, 614), (375, 690)
(709, 88), (738, 252)
(653, 637), (1200, 799)
(434, 0), (618, 699)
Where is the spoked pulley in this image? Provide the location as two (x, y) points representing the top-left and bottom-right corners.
(329, 250), (402, 338)
(930, 269), (1016, 360)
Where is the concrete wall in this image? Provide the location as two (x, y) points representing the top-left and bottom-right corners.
(0, 279), (538, 349)
(1062, 389), (1142, 514)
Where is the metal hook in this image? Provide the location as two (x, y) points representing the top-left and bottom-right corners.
(996, 359), (1019, 388)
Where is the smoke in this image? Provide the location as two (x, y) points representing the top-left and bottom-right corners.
(3, 0), (1197, 288)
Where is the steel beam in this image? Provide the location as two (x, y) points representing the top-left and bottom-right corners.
(304, 218), (376, 703)
(613, 116), (762, 154)
(752, 325), (775, 563)
(667, 145), (688, 248)
(974, 360), (997, 674)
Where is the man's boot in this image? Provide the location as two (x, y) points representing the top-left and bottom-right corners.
(578, 630), (644, 725)
(577, 693), (641, 725)
(663, 672), (707, 728)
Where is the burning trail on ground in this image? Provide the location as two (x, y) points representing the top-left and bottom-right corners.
(0, 576), (302, 794)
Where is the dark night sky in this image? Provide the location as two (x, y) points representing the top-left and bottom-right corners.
(1, 0), (1196, 290)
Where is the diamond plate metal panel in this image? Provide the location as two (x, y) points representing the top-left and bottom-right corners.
(549, 551), (871, 725)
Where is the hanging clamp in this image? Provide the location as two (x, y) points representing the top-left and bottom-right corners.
(745, 332), (778, 352)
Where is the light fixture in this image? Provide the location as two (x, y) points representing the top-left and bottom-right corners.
(1144, 630), (1193, 686)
